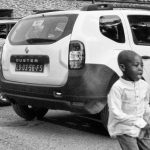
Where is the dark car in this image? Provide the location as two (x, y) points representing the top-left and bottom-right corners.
(0, 18), (18, 106)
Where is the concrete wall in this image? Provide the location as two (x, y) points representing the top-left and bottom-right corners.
(0, 0), (150, 18)
(0, 0), (91, 18)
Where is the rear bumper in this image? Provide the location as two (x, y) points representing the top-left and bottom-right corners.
(0, 79), (104, 114)
(4, 93), (90, 113)
(0, 64), (119, 113)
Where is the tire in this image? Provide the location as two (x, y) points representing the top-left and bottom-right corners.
(100, 104), (109, 130)
(34, 108), (48, 119)
(12, 104), (36, 121)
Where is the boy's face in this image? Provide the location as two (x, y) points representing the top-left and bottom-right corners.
(120, 55), (143, 81)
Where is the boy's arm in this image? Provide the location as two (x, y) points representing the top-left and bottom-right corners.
(144, 87), (150, 124)
(108, 85), (147, 128)
(144, 97), (150, 115)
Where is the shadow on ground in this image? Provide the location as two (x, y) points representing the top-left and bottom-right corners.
(0, 107), (109, 137)
(42, 112), (109, 136)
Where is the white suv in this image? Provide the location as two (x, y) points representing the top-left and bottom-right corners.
(1, 3), (150, 127)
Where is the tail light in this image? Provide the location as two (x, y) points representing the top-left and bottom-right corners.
(69, 41), (85, 69)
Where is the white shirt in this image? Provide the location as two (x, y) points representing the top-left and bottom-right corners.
(107, 78), (150, 138)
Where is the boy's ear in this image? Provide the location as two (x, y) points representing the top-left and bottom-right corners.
(119, 64), (125, 72)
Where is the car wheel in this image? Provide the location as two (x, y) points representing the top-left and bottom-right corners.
(34, 108), (48, 119)
(12, 104), (36, 121)
(100, 104), (109, 130)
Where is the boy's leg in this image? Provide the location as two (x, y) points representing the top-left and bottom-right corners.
(117, 135), (139, 150)
(137, 138), (150, 150)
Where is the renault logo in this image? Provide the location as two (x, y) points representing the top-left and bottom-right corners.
(25, 47), (29, 54)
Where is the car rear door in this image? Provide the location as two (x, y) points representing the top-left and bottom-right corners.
(2, 14), (78, 86)
(122, 11), (150, 84)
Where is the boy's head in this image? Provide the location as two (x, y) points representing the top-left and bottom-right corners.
(118, 50), (143, 81)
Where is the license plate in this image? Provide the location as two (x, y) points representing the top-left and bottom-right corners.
(15, 64), (44, 72)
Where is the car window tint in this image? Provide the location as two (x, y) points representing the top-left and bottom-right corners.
(99, 15), (125, 43)
(0, 23), (15, 39)
(9, 14), (77, 45)
(128, 15), (150, 45)
(0, 24), (7, 39)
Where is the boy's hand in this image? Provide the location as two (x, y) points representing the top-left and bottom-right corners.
(143, 113), (150, 124)
(143, 124), (149, 130)
(138, 124), (150, 139)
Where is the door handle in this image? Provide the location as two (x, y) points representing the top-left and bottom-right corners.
(142, 56), (150, 59)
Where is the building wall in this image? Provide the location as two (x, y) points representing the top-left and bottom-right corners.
(0, 0), (150, 18)
(0, 0), (91, 18)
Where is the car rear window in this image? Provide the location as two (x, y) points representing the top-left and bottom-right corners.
(128, 15), (150, 45)
(9, 14), (78, 45)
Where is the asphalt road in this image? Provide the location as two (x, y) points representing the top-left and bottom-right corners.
(0, 106), (121, 150)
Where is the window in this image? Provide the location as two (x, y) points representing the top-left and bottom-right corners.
(99, 15), (125, 43)
(0, 23), (15, 39)
(128, 15), (150, 45)
(10, 14), (78, 45)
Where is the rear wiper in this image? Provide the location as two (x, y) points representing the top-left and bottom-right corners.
(26, 38), (56, 43)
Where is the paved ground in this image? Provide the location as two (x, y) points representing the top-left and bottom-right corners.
(0, 106), (121, 150)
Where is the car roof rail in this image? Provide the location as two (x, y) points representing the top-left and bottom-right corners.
(81, 3), (113, 11)
(32, 9), (63, 14)
(0, 17), (20, 20)
(81, 2), (150, 11)
(91, 0), (150, 5)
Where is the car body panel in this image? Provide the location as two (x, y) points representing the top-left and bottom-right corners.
(2, 36), (70, 86)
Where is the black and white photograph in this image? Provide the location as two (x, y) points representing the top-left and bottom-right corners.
(1, 0), (150, 150)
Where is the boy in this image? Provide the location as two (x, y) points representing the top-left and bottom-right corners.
(107, 50), (150, 150)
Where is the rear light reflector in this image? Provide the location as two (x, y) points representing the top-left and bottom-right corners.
(69, 41), (85, 69)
